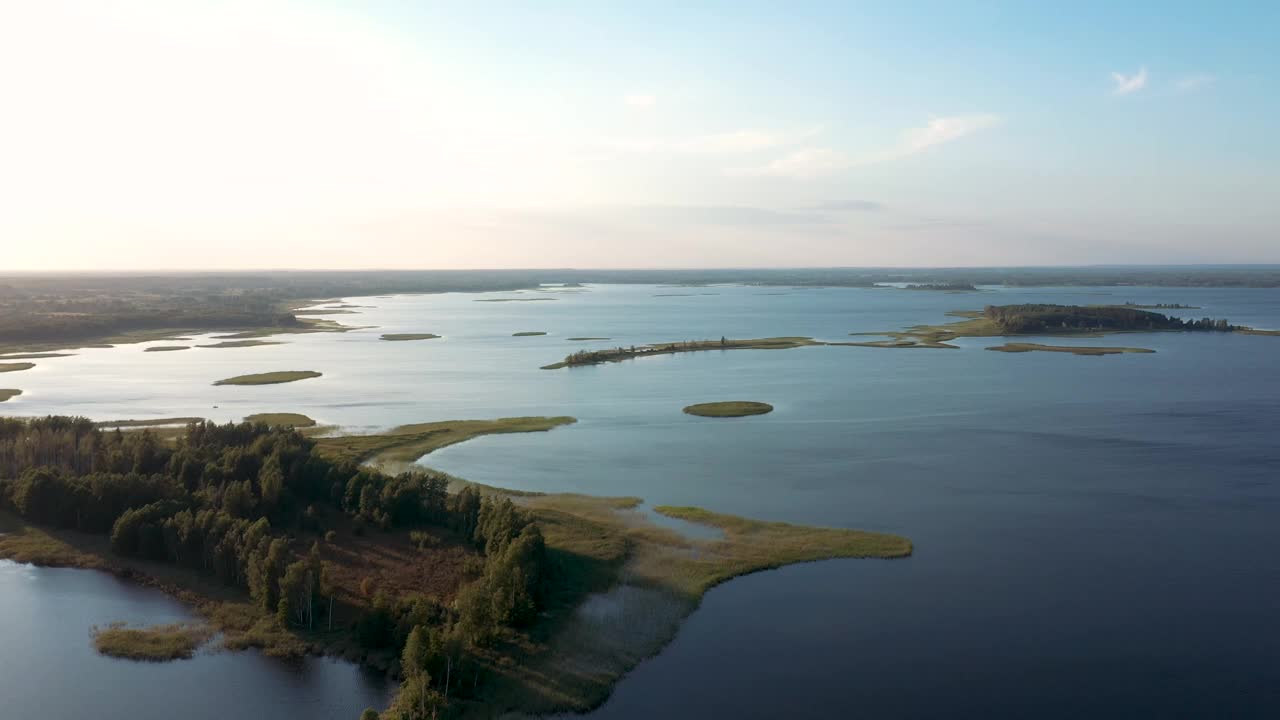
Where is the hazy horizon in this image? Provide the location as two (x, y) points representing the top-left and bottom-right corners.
(2, 1), (1277, 270)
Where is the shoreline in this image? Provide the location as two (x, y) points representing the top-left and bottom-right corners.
(0, 415), (910, 719)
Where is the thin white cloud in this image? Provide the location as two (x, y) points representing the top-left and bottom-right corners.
(731, 114), (1001, 179)
(599, 126), (822, 154)
(623, 93), (656, 108)
(727, 148), (848, 179)
(1111, 67), (1148, 96)
(1173, 73), (1214, 93)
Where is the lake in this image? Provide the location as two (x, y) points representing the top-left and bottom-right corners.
(3, 284), (1279, 718)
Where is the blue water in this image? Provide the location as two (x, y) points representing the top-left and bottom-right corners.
(4, 283), (1280, 718)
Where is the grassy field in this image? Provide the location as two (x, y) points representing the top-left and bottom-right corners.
(144, 345), (190, 352)
(513, 331), (548, 336)
(92, 622), (214, 661)
(683, 401), (774, 417)
(213, 371), (322, 386)
(0, 362), (35, 373)
(987, 342), (1155, 356)
(243, 412), (317, 427)
(315, 416), (578, 468)
(380, 333), (441, 341)
(0, 389), (22, 402)
(196, 339), (286, 349)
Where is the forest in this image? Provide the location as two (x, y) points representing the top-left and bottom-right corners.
(0, 416), (549, 719)
(981, 304), (1235, 334)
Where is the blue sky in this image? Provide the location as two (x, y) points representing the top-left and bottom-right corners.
(1, 0), (1276, 268)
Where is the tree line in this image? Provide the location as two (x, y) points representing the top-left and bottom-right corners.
(982, 304), (1235, 334)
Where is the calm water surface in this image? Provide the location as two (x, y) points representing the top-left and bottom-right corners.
(3, 284), (1279, 718)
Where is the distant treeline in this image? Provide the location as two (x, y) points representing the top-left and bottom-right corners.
(0, 416), (549, 718)
(983, 304), (1234, 333)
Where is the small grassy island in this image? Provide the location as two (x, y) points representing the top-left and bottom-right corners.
(92, 622), (214, 661)
(380, 333), (441, 341)
(683, 401), (774, 417)
(542, 336), (819, 369)
(243, 413), (317, 427)
(0, 414), (910, 719)
(512, 331), (548, 337)
(144, 345), (190, 352)
(851, 304), (1255, 351)
(902, 282), (979, 291)
(0, 389), (21, 402)
(213, 371), (322, 386)
(987, 343), (1156, 356)
(197, 339), (286, 349)
(0, 362), (35, 373)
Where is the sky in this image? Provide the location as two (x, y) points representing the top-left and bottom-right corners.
(1, 0), (1277, 270)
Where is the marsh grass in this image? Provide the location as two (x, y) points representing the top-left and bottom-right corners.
(987, 343), (1155, 356)
(0, 362), (35, 372)
(682, 401), (773, 417)
(213, 371), (322, 386)
(244, 412), (317, 427)
(197, 340), (286, 349)
(379, 333), (441, 341)
(91, 622), (214, 661)
(0, 389), (22, 402)
(513, 331), (548, 336)
(144, 345), (190, 352)
(315, 416), (577, 467)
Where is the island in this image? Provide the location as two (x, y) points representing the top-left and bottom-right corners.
(683, 401), (774, 417)
(213, 371), (322, 386)
(566, 337), (611, 341)
(243, 413), (318, 427)
(512, 331), (547, 337)
(0, 362), (35, 373)
(380, 334), (441, 341)
(92, 622), (213, 661)
(542, 337), (819, 369)
(0, 414), (910, 719)
(0, 389), (21, 402)
(850, 304), (1254, 351)
(987, 343), (1156, 356)
(144, 345), (190, 352)
(901, 283), (979, 291)
(197, 340), (286, 349)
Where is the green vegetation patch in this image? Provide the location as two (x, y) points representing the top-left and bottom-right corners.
(380, 333), (441, 341)
(987, 343), (1155, 356)
(543, 336), (819, 369)
(92, 622), (214, 661)
(566, 337), (611, 341)
(0, 389), (21, 402)
(96, 417), (204, 428)
(144, 345), (190, 352)
(513, 331), (548, 336)
(683, 401), (774, 417)
(243, 412), (317, 427)
(213, 371), (322, 386)
(315, 416), (577, 468)
(197, 340), (286, 349)
(0, 362), (35, 373)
